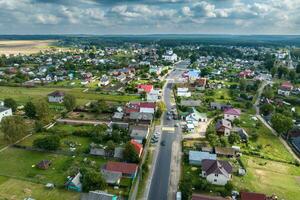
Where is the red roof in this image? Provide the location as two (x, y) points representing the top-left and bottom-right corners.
(192, 194), (226, 200)
(280, 81), (293, 90)
(125, 102), (140, 114)
(240, 192), (267, 200)
(137, 84), (153, 93)
(130, 139), (143, 157)
(105, 161), (138, 175)
(224, 108), (241, 116)
(140, 102), (156, 109)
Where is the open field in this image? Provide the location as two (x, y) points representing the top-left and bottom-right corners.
(0, 177), (80, 200)
(233, 156), (300, 200)
(0, 40), (63, 55)
(0, 86), (139, 105)
(239, 114), (295, 163)
(0, 148), (106, 185)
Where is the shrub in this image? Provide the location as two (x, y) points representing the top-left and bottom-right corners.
(33, 135), (60, 151)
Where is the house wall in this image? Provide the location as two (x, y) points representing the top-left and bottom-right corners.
(0, 108), (12, 122)
(140, 107), (155, 114)
(224, 114), (238, 121)
(48, 96), (64, 103)
(224, 128), (231, 136)
(205, 173), (230, 186)
(278, 89), (290, 96)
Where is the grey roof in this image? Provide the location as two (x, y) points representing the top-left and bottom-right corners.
(130, 125), (149, 139)
(180, 100), (201, 107)
(112, 112), (124, 120)
(114, 147), (124, 159)
(70, 172), (82, 187)
(189, 151), (217, 162)
(215, 147), (236, 156)
(90, 148), (105, 156)
(201, 159), (232, 178)
(129, 112), (153, 121)
(101, 169), (122, 184)
(81, 191), (116, 200)
(0, 106), (10, 112)
(48, 90), (65, 97)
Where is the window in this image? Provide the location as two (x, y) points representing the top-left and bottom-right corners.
(214, 179), (217, 182)
(215, 174), (219, 177)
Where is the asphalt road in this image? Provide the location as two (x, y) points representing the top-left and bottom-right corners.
(148, 60), (189, 200)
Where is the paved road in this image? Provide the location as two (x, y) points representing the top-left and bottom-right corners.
(148, 60), (189, 200)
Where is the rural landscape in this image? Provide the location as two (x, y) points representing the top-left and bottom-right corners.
(0, 0), (300, 200)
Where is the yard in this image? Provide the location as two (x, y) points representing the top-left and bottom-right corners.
(0, 148), (106, 186)
(0, 86), (139, 105)
(239, 114), (295, 163)
(0, 177), (80, 200)
(233, 155), (300, 200)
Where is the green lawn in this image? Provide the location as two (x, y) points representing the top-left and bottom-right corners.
(0, 86), (139, 105)
(0, 177), (80, 200)
(0, 148), (105, 186)
(0, 130), (8, 149)
(233, 156), (300, 200)
(239, 114), (295, 163)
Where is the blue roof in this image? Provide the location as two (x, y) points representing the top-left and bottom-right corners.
(187, 70), (200, 78)
(189, 150), (216, 161)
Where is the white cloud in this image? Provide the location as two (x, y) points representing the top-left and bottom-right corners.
(35, 14), (60, 24)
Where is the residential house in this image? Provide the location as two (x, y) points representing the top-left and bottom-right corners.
(189, 151), (217, 166)
(129, 112), (153, 123)
(36, 160), (52, 170)
(48, 91), (65, 103)
(149, 65), (162, 75)
(137, 84), (153, 93)
(130, 139), (143, 157)
(180, 100), (201, 107)
(215, 147), (236, 157)
(112, 112), (124, 121)
(104, 161), (138, 178)
(140, 102), (156, 114)
(162, 49), (178, 62)
(195, 78), (207, 90)
(185, 108), (207, 126)
(233, 127), (249, 142)
(184, 70), (200, 82)
(0, 106), (12, 122)
(224, 108), (241, 121)
(81, 191), (118, 200)
(101, 169), (122, 185)
(177, 87), (191, 97)
(98, 75), (110, 86)
(116, 74), (126, 83)
(114, 147), (124, 159)
(278, 81), (293, 96)
(210, 102), (232, 110)
(239, 69), (254, 79)
(201, 159), (232, 186)
(130, 125), (150, 144)
(147, 89), (161, 102)
(65, 172), (82, 192)
(216, 119), (232, 136)
(288, 128), (300, 153)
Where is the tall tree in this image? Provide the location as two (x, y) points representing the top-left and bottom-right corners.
(34, 99), (52, 124)
(4, 98), (17, 112)
(271, 113), (293, 136)
(81, 168), (107, 192)
(24, 101), (36, 119)
(123, 141), (140, 163)
(64, 93), (76, 112)
(1, 116), (29, 143)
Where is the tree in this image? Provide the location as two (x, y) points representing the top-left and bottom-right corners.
(263, 86), (274, 99)
(179, 174), (193, 200)
(296, 63), (300, 73)
(24, 101), (36, 118)
(81, 168), (107, 192)
(34, 99), (52, 124)
(260, 104), (274, 116)
(64, 93), (76, 112)
(105, 140), (115, 157)
(190, 53), (197, 64)
(289, 70), (297, 82)
(239, 79), (246, 91)
(228, 133), (240, 145)
(33, 135), (60, 150)
(270, 66), (277, 77)
(1, 116), (29, 143)
(220, 137), (228, 147)
(123, 141), (140, 163)
(271, 113), (293, 136)
(91, 100), (109, 114)
(4, 98), (17, 112)
(155, 101), (166, 118)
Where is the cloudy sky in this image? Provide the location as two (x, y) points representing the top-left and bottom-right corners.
(0, 0), (299, 35)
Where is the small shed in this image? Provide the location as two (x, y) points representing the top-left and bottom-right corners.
(36, 160), (52, 170)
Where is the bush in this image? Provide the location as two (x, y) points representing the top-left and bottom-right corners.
(33, 135), (60, 151)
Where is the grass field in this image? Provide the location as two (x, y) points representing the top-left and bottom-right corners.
(0, 148), (106, 185)
(0, 40), (64, 55)
(0, 177), (80, 200)
(233, 156), (300, 200)
(239, 114), (295, 163)
(0, 86), (139, 105)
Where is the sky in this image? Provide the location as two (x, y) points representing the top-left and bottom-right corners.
(0, 0), (299, 35)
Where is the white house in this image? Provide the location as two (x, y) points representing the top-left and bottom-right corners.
(0, 107), (12, 122)
(47, 91), (65, 103)
(147, 89), (161, 102)
(224, 108), (241, 121)
(162, 50), (178, 62)
(277, 81), (293, 97)
(139, 102), (156, 114)
(149, 65), (162, 75)
(177, 88), (191, 97)
(185, 108), (207, 126)
(201, 159), (232, 186)
(98, 75), (110, 86)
